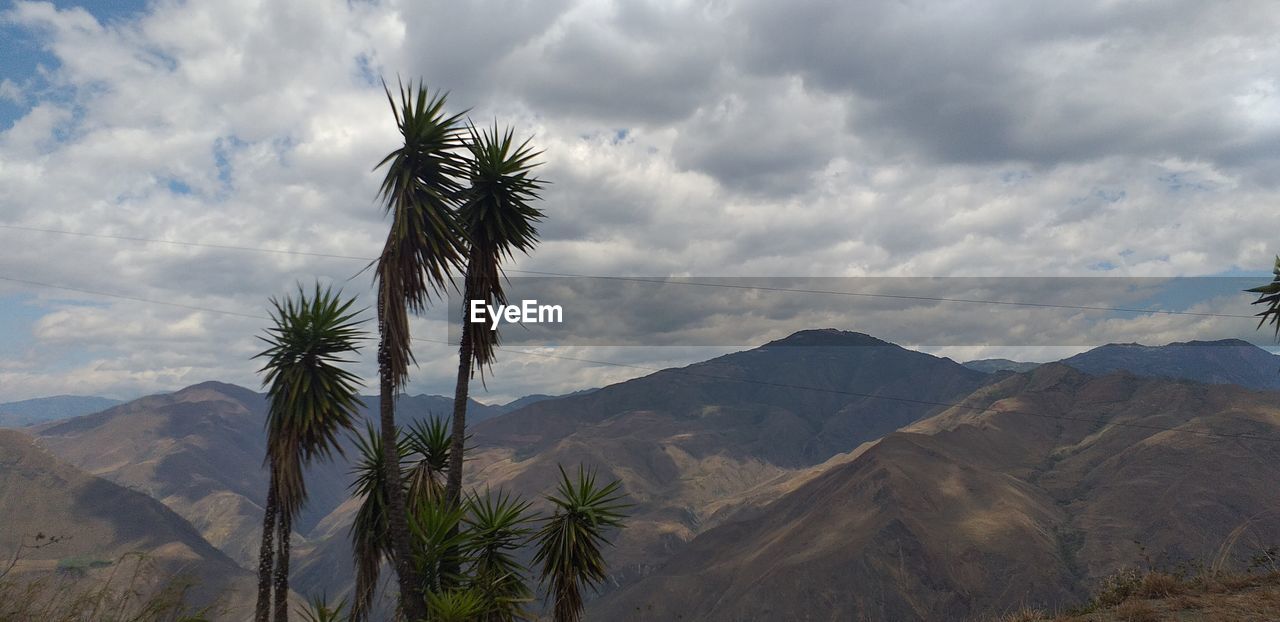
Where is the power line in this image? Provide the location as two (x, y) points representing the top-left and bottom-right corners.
(0, 275), (268, 320)
(0, 222), (1258, 319)
(4, 272), (1279, 445)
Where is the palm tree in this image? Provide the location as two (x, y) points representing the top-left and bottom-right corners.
(446, 123), (546, 508)
(373, 79), (469, 620)
(533, 466), (629, 622)
(254, 284), (367, 622)
(347, 424), (405, 622)
(464, 490), (535, 621)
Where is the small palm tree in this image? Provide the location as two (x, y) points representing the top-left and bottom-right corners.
(254, 284), (366, 622)
(348, 424), (407, 622)
(373, 79), (469, 621)
(404, 416), (452, 506)
(446, 122), (546, 508)
(533, 466), (629, 622)
(465, 490), (535, 621)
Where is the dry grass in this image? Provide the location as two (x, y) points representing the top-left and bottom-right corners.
(0, 553), (219, 622)
(983, 567), (1280, 622)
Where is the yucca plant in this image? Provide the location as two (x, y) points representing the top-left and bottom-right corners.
(446, 122), (547, 509)
(465, 490), (536, 621)
(426, 588), (489, 622)
(296, 594), (347, 622)
(404, 416), (452, 505)
(373, 79), (470, 621)
(1248, 256), (1280, 340)
(408, 496), (472, 594)
(533, 466), (629, 622)
(254, 284), (366, 622)
(348, 423), (409, 622)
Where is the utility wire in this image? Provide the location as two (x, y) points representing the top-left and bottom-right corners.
(0, 222), (1257, 319)
(3, 272), (1278, 444)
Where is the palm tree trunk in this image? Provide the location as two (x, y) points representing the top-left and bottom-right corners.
(446, 261), (478, 508)
(254, 477), (278, 622)
(377, 294), (428, 621)
(446, 307), (473, 507)
(272, 509), (292, 622)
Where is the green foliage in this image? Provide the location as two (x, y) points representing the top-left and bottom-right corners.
(374, 79), (469, 389)
(348, 423), (408, 622)
(425, 588), (488, 622)
(464, 490), (536, 620)
(256, 283), (367, 516)
(404, 416), (452, 505)
(296, 594), (347, 622)
(533, 466), (630, 622)
(457, 122), (547, 371)
(408, 494), (471, 593)
(1247, 256), (1280, 340)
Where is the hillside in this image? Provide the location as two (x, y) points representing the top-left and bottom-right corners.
(462, 329), (992, 581)
(1059, 338), (1280, 390)
(964, 358), (1041, 374)
(0, 428), (255, 618)
(33, 382), (501, 569)
(595, 365), (1280, 620)
(0, 395), (121, 428)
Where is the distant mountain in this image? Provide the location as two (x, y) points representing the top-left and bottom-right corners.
(462, 329), (992, 583)
(0, 395), (121, 428)
(963, 357), (1040, 373)
(489, 387), (599, 416)
(595, 365), (1280, 620)
(0, 428), (255, 617)
(1059, 338), (1280, 390)
(34, 382), (501, 570)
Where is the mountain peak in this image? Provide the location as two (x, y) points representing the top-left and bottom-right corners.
(763, 329), (891, 348)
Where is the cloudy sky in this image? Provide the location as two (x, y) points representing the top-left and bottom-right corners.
(2, 0), (1280, 403)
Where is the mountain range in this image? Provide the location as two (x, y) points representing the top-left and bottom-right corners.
(4, 332), (1278, 620)
(0, 395), (122, 428)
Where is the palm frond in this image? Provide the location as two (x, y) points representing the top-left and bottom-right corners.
(425, 588), (488, 622)
(532, 466), (629, 622)
(458, 122), (547, 371)
(407, 496), (472, 594)
(464, 489), (535, 621)
(374, 80), (470, 389)
(1248, 255), (1280, 340)
(404, 416), (452, 505)
(348, 424), (409, 622)
(256, 283), (367, 517)
(296, 594), (347, 622)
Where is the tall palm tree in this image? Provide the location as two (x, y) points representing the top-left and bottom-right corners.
(254, 284), (366, 622)
(533, 466), (629, 622)
(373, 79), (469, 620)
(446, 123), (546, 507)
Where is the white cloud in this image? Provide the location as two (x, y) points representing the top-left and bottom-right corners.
(1, 0), (1278, 401)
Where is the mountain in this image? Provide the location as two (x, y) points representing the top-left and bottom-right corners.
(0, 395), (121, 428)
(463, 329), (992, 582)
(963, 357), (1040, 373)
(0, 428), (255, 618)
(489, 387), (598, 416)
(33, 382), (501, 570)
(595, 365), (1280, 620)
(1059, 338), (1280, 390)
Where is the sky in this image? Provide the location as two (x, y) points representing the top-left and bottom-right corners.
(2, 0), (1280, 403)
